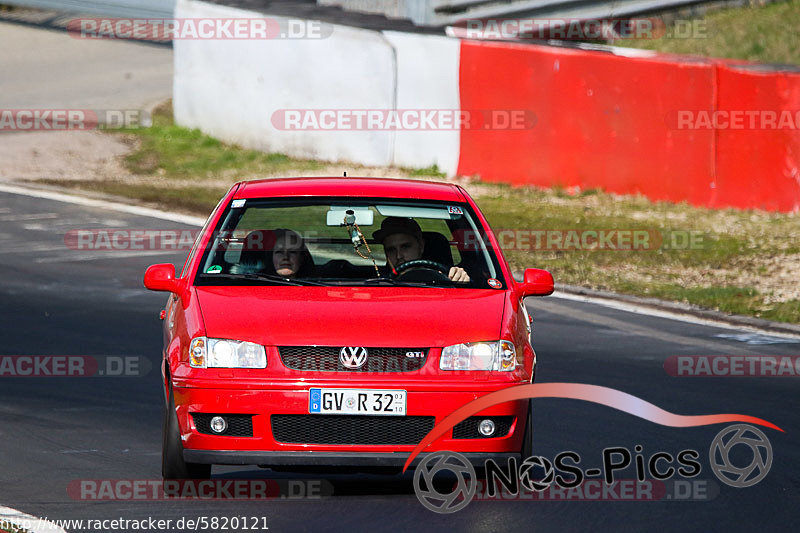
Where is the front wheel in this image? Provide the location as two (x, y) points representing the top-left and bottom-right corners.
(162, 385), (211, 480)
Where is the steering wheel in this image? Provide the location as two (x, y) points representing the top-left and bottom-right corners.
(394, 259), (451, 283)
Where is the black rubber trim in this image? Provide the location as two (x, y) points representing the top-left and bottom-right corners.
(271, 414), (434, 445)
(183, 450), (519, 467)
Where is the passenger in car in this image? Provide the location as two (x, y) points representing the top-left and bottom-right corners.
(372, 217), (470, 283)
(271, 229), (316, 278)
(234, 229), (316, 278)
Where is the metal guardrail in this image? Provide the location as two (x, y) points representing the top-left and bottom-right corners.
(0, 0), (174, 18)
(0, 0), (749, 27)
(317, 0), (720, 26)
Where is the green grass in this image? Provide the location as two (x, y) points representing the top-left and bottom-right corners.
(35, 179), (229, 214)
(475, 183), (800, 322)
(614, 282), (800, 323)
(619, 0), (800, 65)
(403, 164), (447, 178)
(118, 102), (326, 180)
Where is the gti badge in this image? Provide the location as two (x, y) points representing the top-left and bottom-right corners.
(339, 346), (368, 369)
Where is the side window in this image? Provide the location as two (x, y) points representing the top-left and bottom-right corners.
(222, 230), (249, 265)
(450, 240), (463, 265)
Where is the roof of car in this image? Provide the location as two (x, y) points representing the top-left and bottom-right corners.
(234, 177), (467, 201)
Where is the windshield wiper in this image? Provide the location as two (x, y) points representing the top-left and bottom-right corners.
(202, 273), (328, 286)
(360, 277), (431, 287)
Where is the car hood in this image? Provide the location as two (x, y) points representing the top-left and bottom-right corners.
(195, 286), (506, 347)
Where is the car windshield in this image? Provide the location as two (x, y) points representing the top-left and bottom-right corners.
(194, 197), (506, 289)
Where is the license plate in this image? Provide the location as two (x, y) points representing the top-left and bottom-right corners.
(308, 388), (406, 416)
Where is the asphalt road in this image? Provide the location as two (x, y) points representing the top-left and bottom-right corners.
(0, 20), (172, 109)
(0, 188), (798, 533)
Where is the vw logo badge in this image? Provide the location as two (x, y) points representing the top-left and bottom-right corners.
(339, 346), (368, 369)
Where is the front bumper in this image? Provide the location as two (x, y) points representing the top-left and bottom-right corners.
(173, 381), (529, 464)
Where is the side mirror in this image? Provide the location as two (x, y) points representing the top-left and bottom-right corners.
(144, 263), (181, 293)
(519, 268), (554, 297)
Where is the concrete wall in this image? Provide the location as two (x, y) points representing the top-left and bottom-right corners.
(383, 30), (461, 174)
(174, 0), (397, 166)
(174, 0), (462, 172)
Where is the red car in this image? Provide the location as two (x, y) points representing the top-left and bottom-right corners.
(144, 177), (553, 479)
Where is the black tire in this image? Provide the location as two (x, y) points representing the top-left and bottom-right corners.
(520, 399), (533, 461)
(162, 385), (211, 480)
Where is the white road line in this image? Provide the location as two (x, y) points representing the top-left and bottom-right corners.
(551, 291), (800, 340)
(3, 181), (798, 337)
(714, 332), (800, 345)
(0, 183), (207, 226)
(36, 250), (178, 263)
(0, 213), (59, 222)
(0, 243), (65, 254)
(59, 449), (99, 454)
(0, 505), (67, 533)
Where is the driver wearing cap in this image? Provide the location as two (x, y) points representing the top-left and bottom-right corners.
(373, 217), (470, 284)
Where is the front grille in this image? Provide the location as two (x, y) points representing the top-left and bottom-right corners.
(279, 346), (428, 372)
(192, 414), (253, 437)
(271, 415), (434, 445)
(452, 416), (515, 439)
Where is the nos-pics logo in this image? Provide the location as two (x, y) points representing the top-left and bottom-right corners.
(414, 424), (773, 513)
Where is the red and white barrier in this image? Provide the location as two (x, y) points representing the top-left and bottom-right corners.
(456, 39), (800, 211)
(712, 64), (800, 211)
(457, 40), (718, 205)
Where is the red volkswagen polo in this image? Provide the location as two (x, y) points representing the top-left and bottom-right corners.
(144, 177), (553, 479)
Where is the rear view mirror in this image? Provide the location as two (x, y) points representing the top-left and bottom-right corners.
(144, 263), (182, 293)
(327, 207), (374, 226)
(519, 268), (554, 297)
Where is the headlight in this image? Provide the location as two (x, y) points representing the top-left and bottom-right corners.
(439, 340), (516, 371)
(189, 336), (266, 369)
